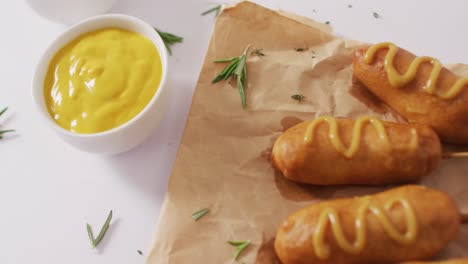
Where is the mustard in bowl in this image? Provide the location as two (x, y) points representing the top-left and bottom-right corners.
(33, 15), (169, 154)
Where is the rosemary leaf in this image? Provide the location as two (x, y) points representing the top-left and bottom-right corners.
(237, 73), (246, 108)
(201, 4), (222, 17)
(214, 57), (239, 63)
(192, 208), (210, 221)
(373, 12), (381, 19)
(154, 28), (183, 55)
(93, 210), (113, 247)
(0, 107), (15, 139)
(0, 107), (7, 117)
(137, 250), (143, 255)
(348, 4), (353, 8)
(86, 224), (94, 247)
(325, 21), (330, 25)
(228, 240), (250, 260)
(87, 210), (113, 249)
(222, 59), (241, 80)
(0, 129), (15, 135)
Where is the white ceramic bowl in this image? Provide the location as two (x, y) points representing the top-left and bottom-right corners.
(26, 0), (118, 24)
(32, 14), (169, 154)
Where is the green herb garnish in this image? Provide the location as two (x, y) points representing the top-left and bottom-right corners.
(311, 50), (316, 59)
(212, 45), (250, 108)
(294, 48), (307, 52)
(373, 12), (381, 18)
(137, 250), (143, 255)
(154, 28), (183, 55)
(86, 210), (113, 249)
(192, 208), (210, 221)
(0, 107), (14, 139)
(325, 21), (330, 25)
(291, 94), (306, 102)
(201, 4), (222, 17)
(227, 240), (250, 260)
(251, 48), (265, 57)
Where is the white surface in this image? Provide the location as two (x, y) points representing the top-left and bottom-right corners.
(1, 0), (467, 263)
(26, 0), (117, 24)
(32, 14), (170, 154)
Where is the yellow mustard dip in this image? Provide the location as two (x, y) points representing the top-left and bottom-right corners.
(44, 28), (162, 134)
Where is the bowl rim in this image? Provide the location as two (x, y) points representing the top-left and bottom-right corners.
(31, 13), (169, 138)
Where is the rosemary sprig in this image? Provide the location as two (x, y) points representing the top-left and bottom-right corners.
(201, 4), (222, 17)
(212, 45), (250, 108)
(154, 28), (183, 55)
(227, 240), (250, 260)
(0, 107), (14, 139)
(192, 208), (210, 221)
(291, 94), (306, 102)
(86, 210), (113, 249)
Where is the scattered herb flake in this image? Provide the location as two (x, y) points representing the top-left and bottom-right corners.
(294, 48), (307, 52)
(291, 94), (306, 102)
(313, 9), (317, 13)
(201, 4), (222, 17)
(86, 210), (113, 249)
(251, 48), (265, 57)
(325, 21), (330, 25)
(192, 208), (210, 221)
(0, 107), (8, 117)
(137, 250), (143, 256)
(348, 4), (353, 8)
(373, 12), (381, 19)
(212, 45), (250, 108)
(154, 28), (183, 55)
(0, 107), (15, 139)
(228, 240), (250, 260)
(0, 129), (15, 139)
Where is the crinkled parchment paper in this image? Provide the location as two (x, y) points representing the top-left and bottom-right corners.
(148, 2), (468, 263)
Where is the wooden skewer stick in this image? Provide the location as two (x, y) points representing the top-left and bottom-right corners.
(442, 152), (468, 159)
(461, 213), (468, 224)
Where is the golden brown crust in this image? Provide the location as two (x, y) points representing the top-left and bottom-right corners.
(353, 46), (468, 144)
(401, 259), (468, 264)
(272, 118), (441, 185)
(274, 185), (461, 264)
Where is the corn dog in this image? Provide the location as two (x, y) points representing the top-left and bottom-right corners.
(353, 42), (468, 144)
(272, 116), (440, 185)
(274, 185), (460, 264)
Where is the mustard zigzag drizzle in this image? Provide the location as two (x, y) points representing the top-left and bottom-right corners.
(365, 42), (468, 99)
(313, 198), (418, 259)
(304, 116), (418, 158)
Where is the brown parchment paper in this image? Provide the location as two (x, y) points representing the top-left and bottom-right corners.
(148, 2), (468, 263)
